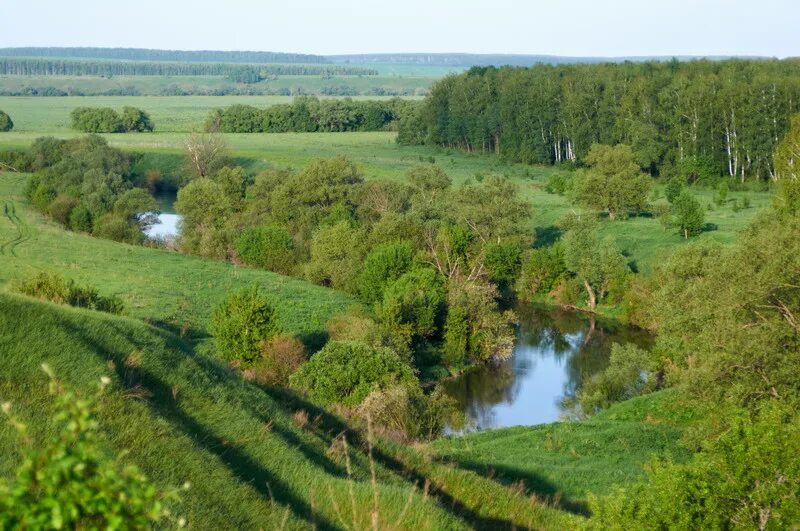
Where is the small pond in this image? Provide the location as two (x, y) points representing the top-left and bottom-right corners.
(442, 304), (653, 432)
(144, 191), (181, 240)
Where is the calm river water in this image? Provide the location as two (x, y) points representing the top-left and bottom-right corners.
(442, 304), (652, 432)
(144, 192), (181, 240)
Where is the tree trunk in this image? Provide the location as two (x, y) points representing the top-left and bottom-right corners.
(583, 279), (597, 310)
(684, 228), (689, 239)
(608, 210), (616, 221)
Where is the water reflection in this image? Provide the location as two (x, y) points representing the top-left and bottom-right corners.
(144, 191), (181, 240)
(442, 305), (653, 432)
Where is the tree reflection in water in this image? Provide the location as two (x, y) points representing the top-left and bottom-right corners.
(442, 304), (653, 432)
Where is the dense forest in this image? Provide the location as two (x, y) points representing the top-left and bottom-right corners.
(207, 97), (421, 133)
(400, 59), (800, 180)
(0, 47), (329, 64)
(0, 58), (377, 78)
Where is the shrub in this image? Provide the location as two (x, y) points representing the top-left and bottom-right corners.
(289, 341), (417, 407)
(211, 287), (278, 365)
(234, 224), (296, 275)
(0, 110), (13, 132)
(544, 171), (573, 195)
(92, 213), (143, 244)
(47, 194), (79, 226)
(356, 385), (462, 441)
(591, 403), (800, 529)
(664, 177), (683, 203)
(248, 335), (307, 386)
(326, 308), (386, 347)
(69, 203), (93, 232)
(0, 368), (176, 528)
(11, 272), (123, 314)
(70, 107), (124, 133)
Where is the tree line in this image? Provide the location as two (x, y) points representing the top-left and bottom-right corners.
(0, 47), (329, 64)
(0, 58), (377, 78)
(399, 59), (800, 180)
(206, 97), (422, 133)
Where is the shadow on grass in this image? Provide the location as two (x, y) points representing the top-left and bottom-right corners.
(533, 225), (563, 248)
(448, 459), (590, 516)
(62, 320), (340, 531)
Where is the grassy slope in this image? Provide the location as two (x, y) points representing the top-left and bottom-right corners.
(0, 291), (583, 529)
(432, 389), (697, 512)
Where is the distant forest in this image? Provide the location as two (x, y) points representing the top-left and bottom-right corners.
(400, 59), (800, 179)
(0, 58), (377, 78)
(327, 53), (765, 67)
(0, 47), (329, 64)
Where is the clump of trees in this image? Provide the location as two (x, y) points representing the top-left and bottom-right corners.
(70, 107), (154, 133)
(25, 135), (158, 243)
(0, 109), (12, 131)
(206, 97), (421, 133)
(177, 156), (528, 378)
(403, 60), (800, 180)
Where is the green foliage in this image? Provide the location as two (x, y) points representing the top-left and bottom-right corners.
(304, 221), (364, 290)
(234, 224), (296, 275)
(714, 180), (729, 205)
(211, 287), (278, 365)
(671, 189), (705, 238)
(774, 114), (800, 214)
(120, 106), (154, 132)
(560, 213), (629, 309)
(544, 171), (573, 195)
(445, 279), (515, 363)
(12, 271), (123, 314)
(577, 343), (653, 415)
(0, 109), (12, 131)
(357, 241), (413, 304)
(209, 97), (418, 133)
(379, 268), (446, 343)
(571, 144), (652, 220)
(70, 107), (125, 133)
(0, 368), (175, 529)
(442, 306), (470, 366)
(357, 385), (462, 441)
(289, 341), (417, 407)
(174, 177), (233, 258)
(664, 177), (683, 203)
(591, 403), (800, 530)
(516, 244), (568, 301)
(483, 241), (523, 294)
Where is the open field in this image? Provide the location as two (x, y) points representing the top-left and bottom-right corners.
(0, 72), (436, 98)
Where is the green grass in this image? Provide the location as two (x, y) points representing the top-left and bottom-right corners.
(432, 389), (697, 512)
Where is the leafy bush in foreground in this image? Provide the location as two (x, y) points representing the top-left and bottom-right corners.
(0, 367), (177, 528)
(0, 109), (13, 132)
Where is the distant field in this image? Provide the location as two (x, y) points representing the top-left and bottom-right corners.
(0, 71), (437, 97)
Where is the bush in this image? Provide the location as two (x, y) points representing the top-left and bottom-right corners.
(247, 335), (307, 386)
(0, 369), (176, 528)
(11, 272), (124, 314)
(544, 171), (573, 195)
(234, 224), (296, 275)
(356, 385), (462, 441)
(591, 403), (800, 529)
(71, 107), (153, 133)
(0, 110), (13, 131)
(47, 194), (79, 226)
(664, 177), (683, 203)
(211, 287), (278, 365)
(379, 268), (446, 342)
(289, 341), (417, 407)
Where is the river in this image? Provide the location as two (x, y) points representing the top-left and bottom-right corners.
(144, 192), (181, 240)
(442, 304), (653, 432)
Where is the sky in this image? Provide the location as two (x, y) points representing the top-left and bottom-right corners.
(1, 0), (797, 58)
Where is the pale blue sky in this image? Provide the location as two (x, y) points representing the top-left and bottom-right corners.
(1, 0), (797, 57)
